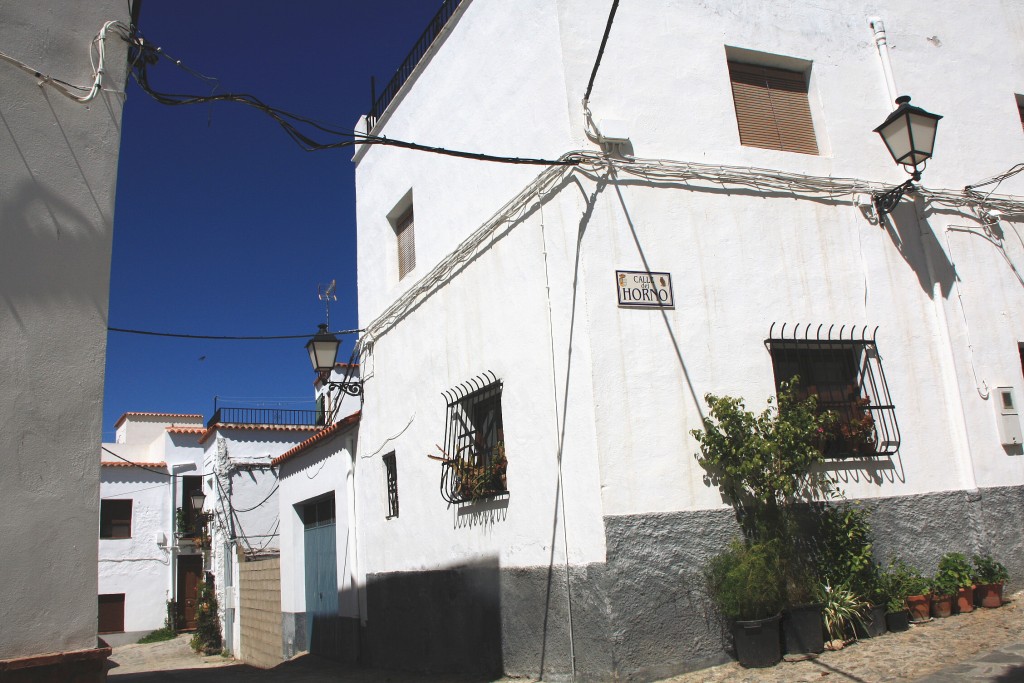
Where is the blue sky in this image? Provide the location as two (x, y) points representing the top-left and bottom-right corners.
(102, 1), (444, 439)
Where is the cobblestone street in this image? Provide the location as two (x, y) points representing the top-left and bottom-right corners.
(107, 593), (1023, 682)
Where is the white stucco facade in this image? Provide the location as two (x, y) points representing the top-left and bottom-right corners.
(199, 423), (319, 657)
(99, 413), (206, 642)
(0, 1), (131, 668)
(350, 0), (1024, 677)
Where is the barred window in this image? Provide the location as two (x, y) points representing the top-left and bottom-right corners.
(440, 373), (506, 503)
(383, 452), (399, 519)
(728, 60), (818, 155)
(766, 325), (900, 457)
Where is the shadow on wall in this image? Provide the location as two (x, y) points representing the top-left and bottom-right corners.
(880, 200), (957, 299)
(362, 557), (503, 678)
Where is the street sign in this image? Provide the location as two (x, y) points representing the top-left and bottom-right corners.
(616, 270), (674, 308)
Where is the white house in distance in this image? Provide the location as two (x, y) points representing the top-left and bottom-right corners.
(0, 1), (134, 679)
(348, 0), (1024, 680)
(198, 405), (320, 658)
(99, 412), (206, 645)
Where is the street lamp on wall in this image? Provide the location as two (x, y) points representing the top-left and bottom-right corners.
(873, 95), (942, 217)
(306, 324), (362, 397)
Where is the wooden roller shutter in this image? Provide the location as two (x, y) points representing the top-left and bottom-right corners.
(98, 594), (125, 633)
(395, 208), (416, 280)
(729, 61), (818, 155)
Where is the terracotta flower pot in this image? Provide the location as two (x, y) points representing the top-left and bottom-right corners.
(931, 594), (954, 618)
(906, 593), (932, 622)
(975, 582), (1004, 608)
(956, 586), (975, 614)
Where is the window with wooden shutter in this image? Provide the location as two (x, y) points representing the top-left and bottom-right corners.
(395, 208), (416, 280)
(98, 594), (125, 633)
(728, 61), (818, 155)
(100, 499), (132, 539)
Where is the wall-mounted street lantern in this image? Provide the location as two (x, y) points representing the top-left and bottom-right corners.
(190, 491), (207, 514)
(306, 324), (362, 396)
(873, 95), (942, 217)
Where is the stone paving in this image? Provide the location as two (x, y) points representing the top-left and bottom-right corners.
(107, 592), (1023, 682)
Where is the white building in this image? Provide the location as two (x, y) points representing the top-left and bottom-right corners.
(274, 364), (361, 662)
(349, 0), (1024, 679)
(198, 408), (320, 658)
(99, 412), (206, 645)
(0, 2), (133, 679)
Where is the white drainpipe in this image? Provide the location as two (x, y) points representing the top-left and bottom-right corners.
(869, 17), (899, 103)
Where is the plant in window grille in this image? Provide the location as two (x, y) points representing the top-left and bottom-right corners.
(766, 324), (900, 458)
(383, 452), (399, 518)
(434, 375), (506, 503)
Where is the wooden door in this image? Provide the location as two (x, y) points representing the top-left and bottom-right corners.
(178, 555), (203, 630)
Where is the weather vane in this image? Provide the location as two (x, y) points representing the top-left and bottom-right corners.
(317, 280), (337, 329)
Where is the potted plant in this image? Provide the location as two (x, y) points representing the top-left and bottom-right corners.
(936, 552), (975, 614)
(817, 582), (868, 648)
(973, 554), (1009, 608)
(930, 572), (957, 618)
(891, 560), (931, 622)
(781, 560), (825, 656)
(878, 560), (911, 631)
(707, 539), (785, 668)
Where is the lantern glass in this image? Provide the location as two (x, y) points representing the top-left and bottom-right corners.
(190, 491), (206, 512)
(875, 95), (941, 172)
(306, 324), (340, 374)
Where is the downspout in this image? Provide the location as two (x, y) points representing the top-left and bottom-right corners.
(868, 18), (899, 103)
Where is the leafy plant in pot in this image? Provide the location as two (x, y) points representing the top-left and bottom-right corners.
(973, 554), (1009, 608)
(885, 559), (931, 623)
(707, 539), (785, 668)
(816, 582), (868, 647)
(936, 552), (975, 614)
(930, 572), (958, 618)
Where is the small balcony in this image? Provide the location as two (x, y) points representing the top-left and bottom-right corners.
(366, 0), (465, 129)
(207, 407), (321, 428)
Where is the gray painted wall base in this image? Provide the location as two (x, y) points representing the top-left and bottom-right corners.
(362, 484), (1024, 681)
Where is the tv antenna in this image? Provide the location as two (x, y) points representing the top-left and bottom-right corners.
(318, 280), (337, 329)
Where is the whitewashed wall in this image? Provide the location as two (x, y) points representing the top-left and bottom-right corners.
(0, 0), (130, 660)
(99, 469), (172, 634)
(278, 434), (359, 639)
(353, 0), (1024, 581)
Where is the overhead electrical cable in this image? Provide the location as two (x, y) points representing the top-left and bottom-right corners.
(108, 326), (360, 340)
(583, 0), (620, 103)
(122, 30), (581, 167)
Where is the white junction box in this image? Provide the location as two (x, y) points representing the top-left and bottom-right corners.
(995, 386), (1023, 446)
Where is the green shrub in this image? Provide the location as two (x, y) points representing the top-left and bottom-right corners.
(813, 503), (880, 603)
(973, 554), (1009, 585)
(707, 539), (786, 621)
(190, 578), (222, 655)
(879, 559), (927, 612)
(138, 599), (179, 644)
(935, 552), (973, 595)
(817, 583), (868, 642)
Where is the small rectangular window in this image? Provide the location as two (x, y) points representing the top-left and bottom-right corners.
(100, 499), (132, 539)
(728, 60), (818, 155)
(98, 594), (125, 633)
(383, 452), (399, 519)
(1016, 94), (1024, 132)
(395, 207), (416, 279)
(302, 496), (335, 529)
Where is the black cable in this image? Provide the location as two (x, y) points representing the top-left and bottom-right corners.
(124, 33), (581, 167)
(232, 484), (280, 513)
(102, 446), (182, 478)
(583, 0), (620, 103)
(108, 326), (361, 340)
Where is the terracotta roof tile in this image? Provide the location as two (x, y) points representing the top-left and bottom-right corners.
(101, 461), (167, 469)
(272, 411), (360, 467)
(197, 423), (320, 444)
(166, 427), (206, 435)
(114, 412), (204, 429)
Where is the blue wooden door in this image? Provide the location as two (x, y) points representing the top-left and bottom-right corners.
(303, 498), (338, 653)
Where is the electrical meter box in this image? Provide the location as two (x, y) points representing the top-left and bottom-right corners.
(995, 386), (1022, 446)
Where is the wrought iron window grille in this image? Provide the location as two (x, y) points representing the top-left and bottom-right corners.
(765, 323), (901, 458)
(438, 371), (507, 504)
(383, 452), (399, 519)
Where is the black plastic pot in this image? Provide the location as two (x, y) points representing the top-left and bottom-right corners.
(782, 603), (824, 654)
(733, 614), (782, 668)
(854, 604), (887, 639)
(885, 610), (910, 632)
